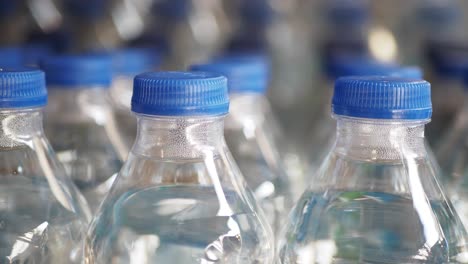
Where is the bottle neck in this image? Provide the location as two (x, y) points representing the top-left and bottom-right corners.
(0, 108), (44, 148)
(333, 116), (428, 161)
(132, 115), (226, 159)
(46, 87), (111, 123)
(226, 93), (268, 128)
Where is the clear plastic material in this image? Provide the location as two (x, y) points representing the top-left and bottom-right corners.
(280, 116), (468, 264)
(307, 80), (336, 170)
(426, 77), (465, 146)
(437, 98), (468, 229)
(44, 87), (126, 212)
(154, 0), (231, 69)
(110, 76), (137, 151)
(224, 93), (302, 235)
(396, 0), (464, 65)
(0, 108), (90, 263)
(85, 115), (274, 263)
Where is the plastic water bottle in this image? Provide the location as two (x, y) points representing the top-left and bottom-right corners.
(63, 0), (133, 51)
(320, 0), (371, 62)
(437, 74), (468, 229)
(110, 47), (161, 152)
(425, 41), (467, 145)
(0, 47), (23, 67)
(0, 67), (90, 263)
(0, 45), (53, 67)
(280, 76), (468, 263)
(41, 54), (126, 212)
(309, 55), (424, 169)
(85, 71), (274, 263)
(191, 56), (304, 235)
(22, 43), (53, 66)
(152, 0), (229, 69)
(397, 0), (464, 65)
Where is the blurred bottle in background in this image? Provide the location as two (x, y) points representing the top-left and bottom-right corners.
(0, 44), (53, 67)
(280, 76), (468, 264)
(23, 0), (64, 49)
(191, 55), (304, 235)
(86, 71), (274, 263)
(395, 0), (465, 65)
(275, 0), (374, 145)
(437, 74), (468, 229)
(42, 54), (126, 212)
(0, 1), (29, 45)
(0, 47), (23, 67)
(318, 0), (371, 62)
(110, 47), (162, 152)
(63, 0), (152, 52)
(22, 42), (53, 66)
(152, 0), (231, 69)
(425, 41), (468, 145)
(224, 0), (316, 145)
(0, 68), (90, 263)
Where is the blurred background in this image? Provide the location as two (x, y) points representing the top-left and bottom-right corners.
(2, 0), (468, 144)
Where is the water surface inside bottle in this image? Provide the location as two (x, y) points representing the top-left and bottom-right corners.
(285, 190), (468, 264)
(92, 185), (270, 263)
(0, 149), (84, 264)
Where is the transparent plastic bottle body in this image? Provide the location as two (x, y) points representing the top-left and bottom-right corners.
(396, 0), (464, 65)
(153, 0), (230, 69)
(0, 108), (90, 263)
(64, 0), (152, 52)
(109, 76), (137, 151)
(86, 115), (274, 264)
(427, 77), (465, 146)
(280, 117), (468, 264)
(307, 79), (336, 171)
(224, 93), (297, 235)
(424, 43), (467, 146)
(44, 88), (126, 211)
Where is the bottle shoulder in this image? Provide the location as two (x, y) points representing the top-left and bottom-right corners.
(87, 151), (275, 263)
(308, 152), (444, 200)
(0, 137), (90, 222)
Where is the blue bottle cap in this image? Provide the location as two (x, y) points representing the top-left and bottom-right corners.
(0, 47), (23, 67)
(0, 67), (47, 108)
(333, 76), (432, 119)
(390, 66), (423, 79)
(113, 48), (161, 76)
(22, 43), (52, 66)
(190, 56), (268, 94)
(41, 54), (112, 87)
(132, 71), (229, 116)
(426, 41), (468, 78)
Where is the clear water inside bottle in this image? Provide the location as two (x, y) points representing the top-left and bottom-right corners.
(86, 113), (275, 264)
(45, 122), (122, 209)
(89, 185), (270, 263)
(0, 147), (85, 264)
(282, 189), (468, 264)
(224, 94), (295, 235)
